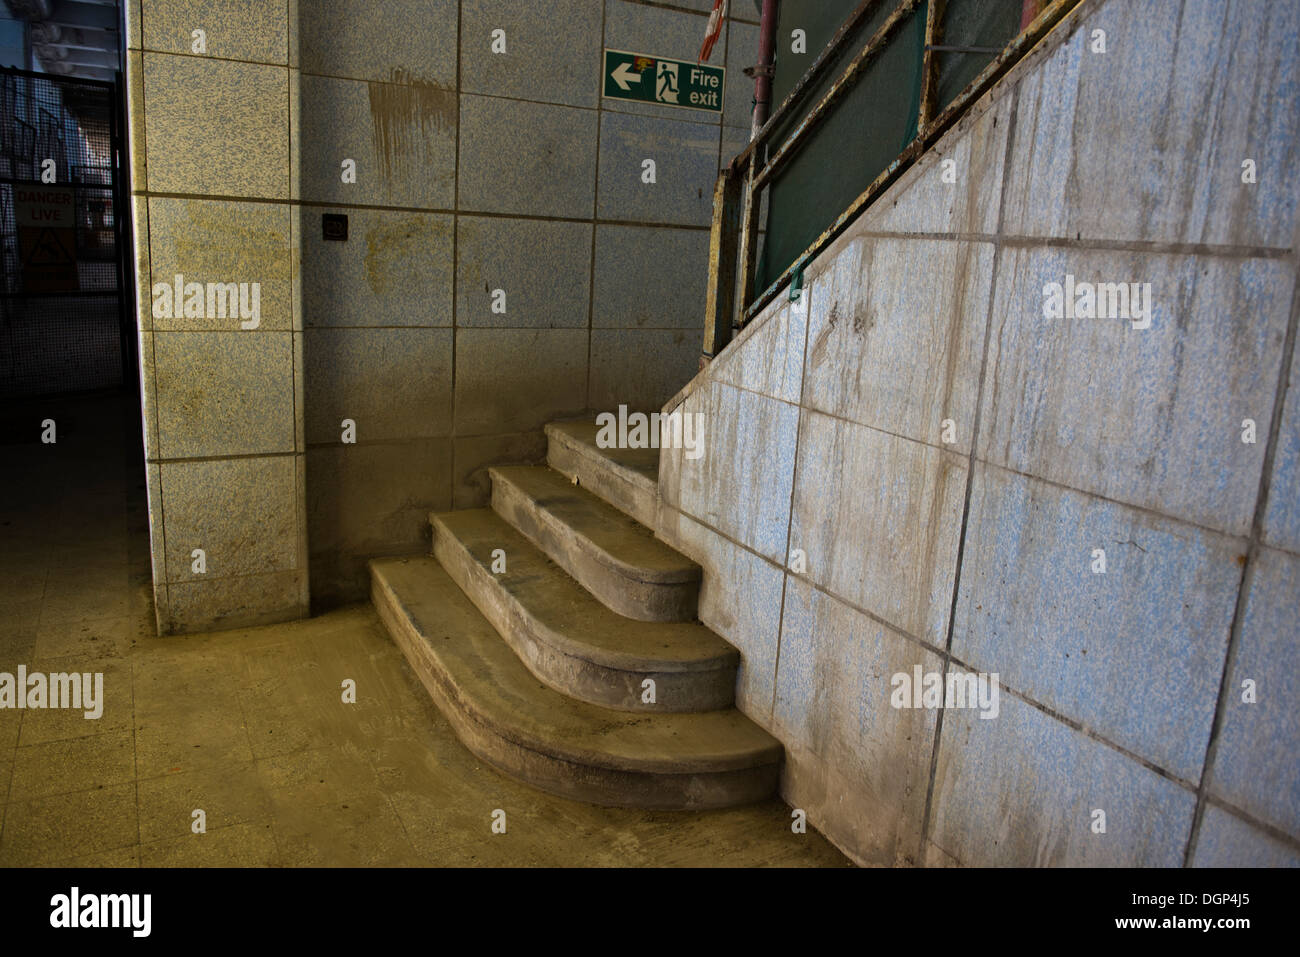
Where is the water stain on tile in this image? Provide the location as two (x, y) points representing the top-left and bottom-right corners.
(364, 215), (451, 296)
(366, 69), (456, 184)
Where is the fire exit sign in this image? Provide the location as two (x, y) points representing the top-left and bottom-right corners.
(602, 49), (725, 113)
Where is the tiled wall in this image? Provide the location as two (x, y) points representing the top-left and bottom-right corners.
(298, 0), (757, 606)
(658, 0), (1300, 866)
(127, 0), (761, 624)
(126, 0), (309, 634)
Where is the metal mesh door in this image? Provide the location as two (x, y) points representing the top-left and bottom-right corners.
(0, 68), (125, 398)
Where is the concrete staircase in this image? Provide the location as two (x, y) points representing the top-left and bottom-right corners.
(370, 419), (782, 809)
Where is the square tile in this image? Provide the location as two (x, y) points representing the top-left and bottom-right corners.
(1000, 0), (1300, 247)
(143, 53), (288, 198)
(460, 0), (604, 108)
(592, 224), (709, 329)
(304, 327), (453, 443)
(303, 209), (453, 328)
(137, 762), (273, 843)
(709, 294), (806, 404)
(269, 789), (418, 866)
(9, 731), (135, 800)
(800, 238), (992, 451)
(1209, 546), (1300, 839)
(672, 380), (798, 564)
(298, 0), (458, 85)
(456, 217), (593, 328)
(855, 92), (1010, 237)
(159, 456), (299, 583)
(134, 703), (254, 777)
(307, 438), (454, 606)
(978, 248), (1292, 536)
(142, 0), (288, 64)
(153, 332), (296, 458)
(930, 689), (1196, 866)
(0, 783), (138, 866)
(1191, 805), (1300, 867)
(16, 660), (132, 745)
(454, 329), (588, 434)
(657, 507), (784, 716)
(588, 328), (699, 413)
(952, 464), (1239, 782)
(789, 409), (967, 645)
(147, 198), (293, 332)
(458, 94), (598, 218)
(139, 821), (278, 866)
(297, 73), (456, 208)
(775, 578), (940, 865)
(597, 110), (720, 227)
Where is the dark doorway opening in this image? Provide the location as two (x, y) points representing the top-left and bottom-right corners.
(0, 66), (133, 402)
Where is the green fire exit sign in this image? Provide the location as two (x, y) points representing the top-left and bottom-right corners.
(602, 49), (725, 113)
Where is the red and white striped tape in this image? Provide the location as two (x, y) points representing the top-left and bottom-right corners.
(698, 0), (728, 63)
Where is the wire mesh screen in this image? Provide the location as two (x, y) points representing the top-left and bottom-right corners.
(0, 68), (124, 398)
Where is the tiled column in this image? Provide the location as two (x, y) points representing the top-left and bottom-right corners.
(126, 0), (309, 634)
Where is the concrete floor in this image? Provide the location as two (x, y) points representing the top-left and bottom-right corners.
(0, 393), (848, 867)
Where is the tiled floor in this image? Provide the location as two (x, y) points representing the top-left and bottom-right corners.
(0, 393), (848, 867)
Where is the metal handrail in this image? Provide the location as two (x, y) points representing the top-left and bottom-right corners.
(703, 0), (1084, 362)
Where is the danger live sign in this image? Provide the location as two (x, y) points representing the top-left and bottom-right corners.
(15, 185), (78, 293)
(603, 49), (724, 113)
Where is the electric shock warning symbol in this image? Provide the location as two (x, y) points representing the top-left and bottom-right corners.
(25, 227), (75, 266)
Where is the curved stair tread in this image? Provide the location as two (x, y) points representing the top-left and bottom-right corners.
(490, 465), (700, 585)
(546, 419), (660, 481)
(373, 556), (782, 777)
(432, 508), (735, 674)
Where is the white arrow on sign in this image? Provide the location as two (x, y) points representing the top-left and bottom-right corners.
(611, 61), (642, 91)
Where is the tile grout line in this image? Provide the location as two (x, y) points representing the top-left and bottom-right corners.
(1181, 238), (1300, 865)
(451, 0), (464, 507)
(662, 493), (1293, 839)
(706, 370), (1289, 554)
(917, 80), (1021, 864)
(587, 0), (611, 411)
(768, 292), (813, 728)
(286, 31), (307, 615)
(137, 19), (170, 634)
(715, 15), (729, 176)
(133, 189), (715, 231)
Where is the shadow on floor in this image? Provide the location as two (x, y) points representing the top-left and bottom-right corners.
(0, 393), (849, 867)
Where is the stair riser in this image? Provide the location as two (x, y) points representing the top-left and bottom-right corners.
(372, 572), (779, 810)
(546, 432), (657, 527)
(491, 476), (700, 623)
(432, 518), (735, 713)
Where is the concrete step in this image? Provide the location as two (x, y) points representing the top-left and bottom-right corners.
(545, 419), (658, 527)
(489, 465), (701, 623)
(371, 556), (781, 809)
(430, 508), (737, 712)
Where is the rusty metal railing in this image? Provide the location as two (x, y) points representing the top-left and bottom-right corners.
(702, 0), (1084, 362)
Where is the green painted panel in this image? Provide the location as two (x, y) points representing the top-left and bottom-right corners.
(936, 0), (1023, 112)
(758, 0), (927, 292)
(754, 0), (1022, 294)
